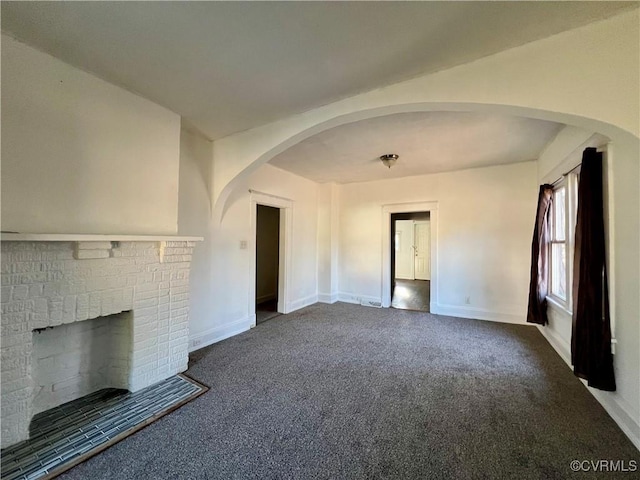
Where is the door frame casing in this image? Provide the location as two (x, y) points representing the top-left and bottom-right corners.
(249, 190), (293, 327)
(382, 202), (438, 311)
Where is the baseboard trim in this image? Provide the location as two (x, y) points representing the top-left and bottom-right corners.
(318, 292), (339, 304)
(256, 293), (277, 304)
(338, 292), (382, 306)
(287, 294), (318, 313)
(536, 324), (571, 365)
(189, 317), (250, 352)
(537, 325), (640, 451)
(435, 303), (528, 325)
(588, 389), (640, 451)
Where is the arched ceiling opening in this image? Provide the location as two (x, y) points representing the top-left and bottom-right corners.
(214, 100), (636, 224)
(268, 112), (564, 184)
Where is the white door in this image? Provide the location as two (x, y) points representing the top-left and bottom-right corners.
(414, 221), (430, 280)
(394, 220), (415, 279)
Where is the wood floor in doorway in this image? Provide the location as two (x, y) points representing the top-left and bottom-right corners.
(256, 299), (280, 324)
(391, 279), (430, 312)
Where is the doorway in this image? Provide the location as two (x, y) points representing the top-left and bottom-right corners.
(390, 212), (431, 312)
(255, 205), (281, 324)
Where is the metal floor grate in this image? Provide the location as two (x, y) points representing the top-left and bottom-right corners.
(1, 375), (207, 480)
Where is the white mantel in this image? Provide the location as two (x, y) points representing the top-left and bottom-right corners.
(1, 233), (203, 242)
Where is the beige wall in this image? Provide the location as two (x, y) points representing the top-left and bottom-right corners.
(177, 127), (214, 335)
(1, 35), (181, 234)
(317, 183), (340, 302)
(183, 162), (319, 349)
(338, 162), (537, 320)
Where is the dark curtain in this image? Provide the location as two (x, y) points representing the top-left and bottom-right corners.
(571, 148), (615, 391)
(526, 184), (554, 325)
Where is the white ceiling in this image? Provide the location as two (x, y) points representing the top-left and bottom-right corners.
(269, 112), (563, 184)
(1, 1), (634, 140)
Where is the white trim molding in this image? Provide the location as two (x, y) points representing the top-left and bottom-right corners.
(288, 294), (319, 312)
(318, 292), (339, 304)
(0, 233), (203, 242)
(249, 191), (294, 324)
(381, 201), (439, 310)
(338, 292), (382, 307)
(189, 317), (251, 353)
(436, 304), (528, 325)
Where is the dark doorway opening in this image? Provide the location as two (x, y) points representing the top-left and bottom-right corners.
(390, 212), (431, 312)
(256, 205), (281, 324)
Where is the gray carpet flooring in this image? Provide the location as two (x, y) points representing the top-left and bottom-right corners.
(59, 303), (638, 479)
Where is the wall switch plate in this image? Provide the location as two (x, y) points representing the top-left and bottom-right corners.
(239, 240), (248, 250)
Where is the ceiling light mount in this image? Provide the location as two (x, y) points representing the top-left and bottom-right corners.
(380, 154), (399, 168)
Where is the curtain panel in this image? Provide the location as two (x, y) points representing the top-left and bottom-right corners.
(526, 184), (554, 325)
(571, 148), (615, 391)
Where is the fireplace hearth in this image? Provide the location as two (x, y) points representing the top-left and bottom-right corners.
(1, 234), (201, 449)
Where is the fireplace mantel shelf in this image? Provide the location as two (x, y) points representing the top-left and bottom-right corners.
(1, 233), (203, 242)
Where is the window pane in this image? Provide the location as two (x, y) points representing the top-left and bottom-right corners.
(551, 243), (566, 299)
(554, 187), (566, 241)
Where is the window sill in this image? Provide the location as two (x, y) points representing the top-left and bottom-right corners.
(545, 297), (617, 354)
(546, 296), (572, 316)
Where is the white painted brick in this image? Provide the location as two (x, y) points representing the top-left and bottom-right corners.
(43, 283), (61, 298)
(171, 307), (189, 317)
(1, 239), (194, 448)
(1, 398), (30, 417)
(48, 298), (63, 326)
(1, 286), (12, 303)
(1, 377), (31, 395)
(74, 249), (110, 260)
(170, 293), (190, 302)
(170, 285), (190, 294)
(88, 292), (101, 319)
(1, 321), (29, 336)
(62, 296), (77, 323)
(169, 278), (189, 288)
(28, 284), (44, 298)
(2, 302), (32, 315)
(1, 332), (32, 348)
(11, 285), (29, 301)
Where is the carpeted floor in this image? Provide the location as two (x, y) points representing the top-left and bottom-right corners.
(59, 303), (638, 479)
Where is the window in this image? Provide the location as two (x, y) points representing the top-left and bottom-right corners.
(548, 172), (579, 310)
(550, 185), (567, 299)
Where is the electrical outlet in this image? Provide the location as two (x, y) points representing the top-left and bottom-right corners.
(239, 240), (248, 250)
(465, 296), (471, 305)
(192, 339), (202, 348)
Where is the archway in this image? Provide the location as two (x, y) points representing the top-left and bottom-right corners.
(213, 102), (636, 224)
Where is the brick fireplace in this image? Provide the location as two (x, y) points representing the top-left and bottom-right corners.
(0, 235), (200, 448)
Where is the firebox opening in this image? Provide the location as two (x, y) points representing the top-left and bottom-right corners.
(30, 310), (134, 418)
